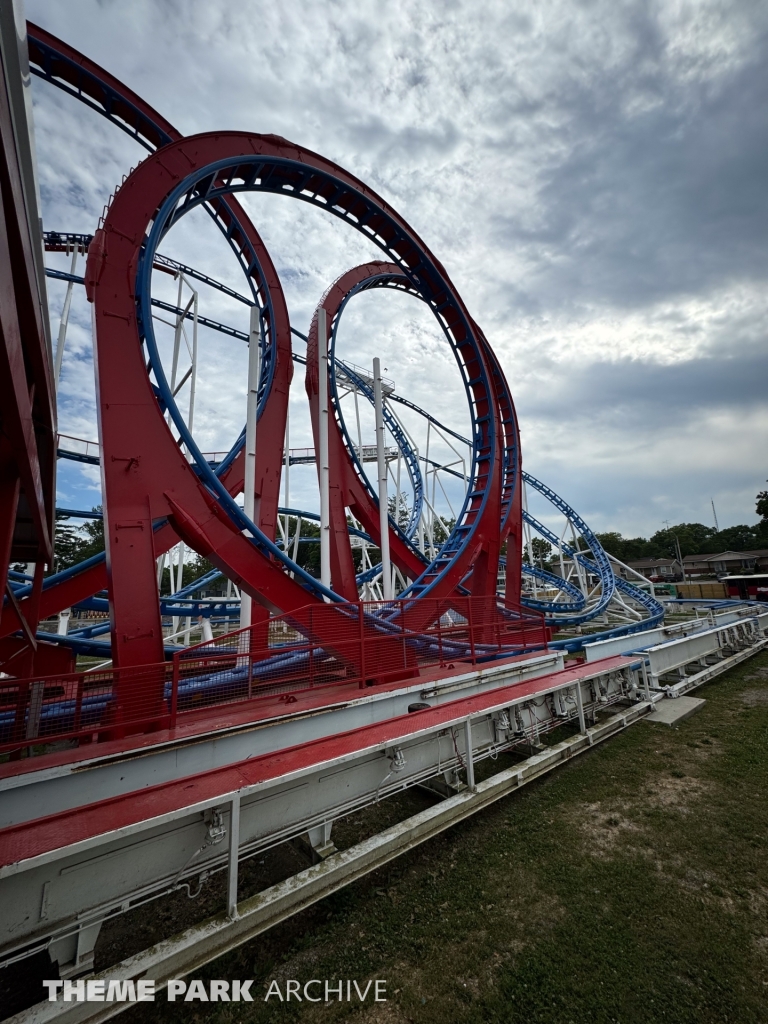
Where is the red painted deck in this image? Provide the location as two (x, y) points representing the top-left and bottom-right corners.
(0, 655), (635, 870)
(0, 650), (555, 782)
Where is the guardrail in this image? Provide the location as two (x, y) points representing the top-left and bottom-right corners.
(55, 433), (101, 461)
(0, 596), (547, 757)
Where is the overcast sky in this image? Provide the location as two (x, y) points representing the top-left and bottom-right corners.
(27, 0), (768, 538)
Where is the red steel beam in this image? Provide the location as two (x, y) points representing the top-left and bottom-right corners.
(305, 263), (428, 600)
(87, 133), (507, 680)
(0, 28), (55, 654)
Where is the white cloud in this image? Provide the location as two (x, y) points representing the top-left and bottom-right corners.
(26, 0), (768, 535)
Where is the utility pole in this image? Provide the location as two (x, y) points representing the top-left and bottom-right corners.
(663, 520), (687, 585)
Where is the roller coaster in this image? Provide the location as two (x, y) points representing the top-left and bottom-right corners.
(8, 18), (765, 1007)
(1, 23), (664, 700)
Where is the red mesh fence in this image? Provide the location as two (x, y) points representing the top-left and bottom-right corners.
(0, 596), (547, 757)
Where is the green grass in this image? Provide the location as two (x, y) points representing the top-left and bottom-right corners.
(128, 651), (768, 1023)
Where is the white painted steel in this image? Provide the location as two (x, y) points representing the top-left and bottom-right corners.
(239, 306), (261, 632)
(226, 795), (240, 921)
(373, 357), (393, 600)
(0, 659), (641, 973)
(584, 609), (763, 663)
(53, 246), (79, 388)
(3, 618), (765, 981)
(0, 654), (561, 831)
(647, 627), (726, 679)
(646, 620), (760, 685)
(4, 699), (656, 1024)
(464, 719), (475, 790)
(666, 637), (768, 697)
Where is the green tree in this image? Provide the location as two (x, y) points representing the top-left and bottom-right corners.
(159, 553), (219, 594)
(52, 521), (86, 572)
(52, 508), (104, 573)
(430, 516), (455, 549)
(700, 524), (763, 553)
(388, 492), (411, 531)
(649, 523), (715, 558)
(594, 532), (654, 562)
(530, 537), (552, 568)
(280, 515), (322, 577)
(757, 483), (768, 524)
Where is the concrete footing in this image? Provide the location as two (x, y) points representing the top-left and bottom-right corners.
(644, 695), (705, 726)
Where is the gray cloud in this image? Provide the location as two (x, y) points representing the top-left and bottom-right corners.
(518, 339), (768, 428)
(25, 0), (768, 535)
(508, 50), (768, 311)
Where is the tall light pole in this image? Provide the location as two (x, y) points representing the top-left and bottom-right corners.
(240, 305), (261, 634)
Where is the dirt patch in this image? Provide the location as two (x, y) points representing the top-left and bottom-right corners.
(740, 688), (768, 706)
(358, 1003), (411, 1024)
(747, 886), (768, 915)
(567, 801), (643, 856)
(644, 773), (714, 811)
(568, 773), (715, 860)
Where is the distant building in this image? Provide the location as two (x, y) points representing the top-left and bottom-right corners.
(624, 557), (681, 579)
(682, 550), (768, 575)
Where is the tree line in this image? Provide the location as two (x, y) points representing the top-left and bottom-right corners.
(595, 486), (768, 562)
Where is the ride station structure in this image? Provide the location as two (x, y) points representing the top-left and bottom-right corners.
(1, 16), (766, 1013)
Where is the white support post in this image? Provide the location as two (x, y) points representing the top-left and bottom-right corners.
(187, 291), (199, 436)
(227, 793), (241, 920)
(640, 660), (652, 701)
(318, 309), (331, 591)
(53, 246), (79, 388)
(373, 357), (393, 600)
(291, 515), (302, 577)
(522, 480), (539, 599)
(169, 273), (184, 396)
(463, 718), (475, 790)
(175, 541), (186, 595)
(575, 683), (586, 734)
(170, 544), (179, 636)
(558, 523), (567, 582)
(240, 306), (261, 634)
(25, 682), (45, 741)
(353, 385), (363, 464)
(393, 443), (402, 595)
(174, 541), (191, 646)
(569, 522), (588, 596)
